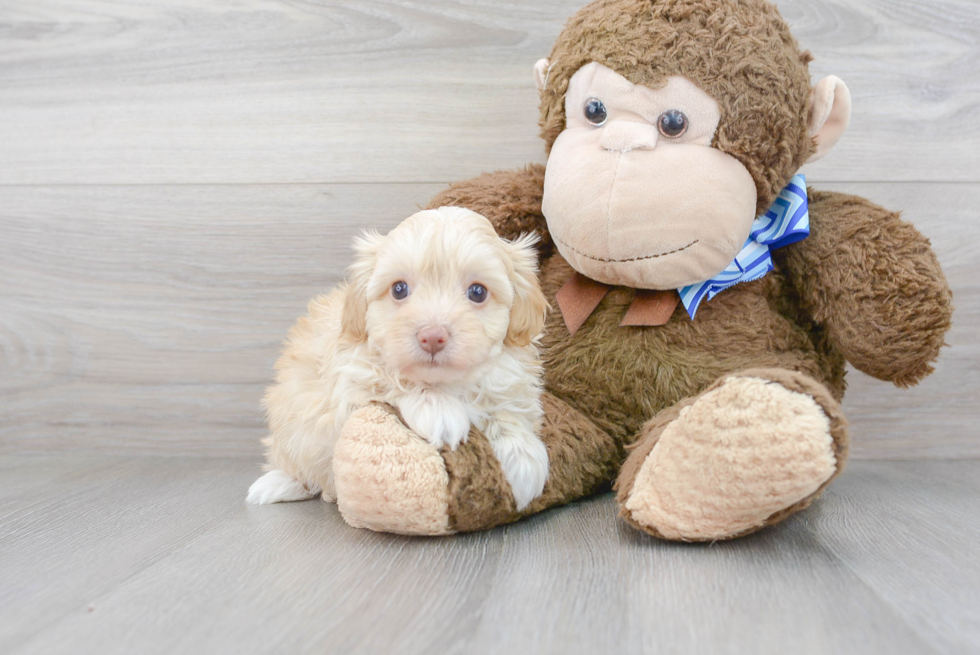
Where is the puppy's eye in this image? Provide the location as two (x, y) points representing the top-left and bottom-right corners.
(391, 281), (410, 300)
(584, 97), (607, 126)
(467, 283), (488, 304)
(657, 110), (688, 138)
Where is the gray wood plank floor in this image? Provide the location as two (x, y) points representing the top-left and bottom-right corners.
(1, 455), (978, 655)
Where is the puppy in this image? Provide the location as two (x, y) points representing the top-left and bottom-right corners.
(247, 206), (551, 511)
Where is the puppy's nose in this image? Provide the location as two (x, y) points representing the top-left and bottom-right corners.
(417, 326), (449, 354)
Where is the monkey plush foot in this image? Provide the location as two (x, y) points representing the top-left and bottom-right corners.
(616, 369), (849, 541)
(333, 404), (455, 536)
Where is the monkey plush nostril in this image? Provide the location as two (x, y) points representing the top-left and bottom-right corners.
(417, 326), (449, 355)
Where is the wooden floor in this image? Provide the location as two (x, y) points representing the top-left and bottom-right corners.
(1, 455), (978, 655)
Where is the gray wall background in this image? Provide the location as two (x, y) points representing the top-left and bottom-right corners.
(1, 0), (977, 458)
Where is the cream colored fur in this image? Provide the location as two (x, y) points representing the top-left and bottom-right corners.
(247, 207), (550, 512)
(623, 376), (837, 540)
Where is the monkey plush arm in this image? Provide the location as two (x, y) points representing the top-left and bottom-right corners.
(427, 164), (552, 256)
(775, 189), (953, 387)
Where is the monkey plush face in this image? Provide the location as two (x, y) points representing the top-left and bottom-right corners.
(535, 0), (851, 291)
(542, 62), (758, 289)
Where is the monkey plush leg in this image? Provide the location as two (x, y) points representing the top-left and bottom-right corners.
(332, 394), (623, 535)
(615, 368), (849, 541)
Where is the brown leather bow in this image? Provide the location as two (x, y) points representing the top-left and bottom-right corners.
(555, 273), (680, 336)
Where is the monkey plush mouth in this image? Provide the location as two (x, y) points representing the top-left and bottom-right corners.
(555, 237), (699, 264)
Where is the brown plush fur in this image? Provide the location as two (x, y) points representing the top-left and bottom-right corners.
(443, 392), (624, 531)
(435, 165), (553, 260)
(774, 191), (954, 387)
(426, 163), (949, 533)
(411, 0), (953, 537)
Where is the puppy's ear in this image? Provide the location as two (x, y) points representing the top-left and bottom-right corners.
(340, 230), (384, 343)
(504, 233), (549, 347)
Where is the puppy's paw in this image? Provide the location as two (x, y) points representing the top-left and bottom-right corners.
(246, 470), (317, 505)
(488, 431), (549, 511)
(397, 392), (470, 450)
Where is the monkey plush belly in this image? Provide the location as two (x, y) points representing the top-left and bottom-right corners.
(538, 254), (841, 445)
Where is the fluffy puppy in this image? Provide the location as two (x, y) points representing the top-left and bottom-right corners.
(247, 206), (550, 511)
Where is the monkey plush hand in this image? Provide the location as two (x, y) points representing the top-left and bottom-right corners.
(331, 0), (953, 540)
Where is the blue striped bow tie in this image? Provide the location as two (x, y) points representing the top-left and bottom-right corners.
(678, 173), (810, 318)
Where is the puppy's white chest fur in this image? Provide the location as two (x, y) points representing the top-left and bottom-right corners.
(396, 390), (471, 450)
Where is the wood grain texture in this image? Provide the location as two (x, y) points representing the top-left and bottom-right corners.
(0, 0), (977, 456)
(0, 0), (978, 185)
(0, 455), (261, 653)
(1, 181), (976, 457)
(2, 455), (978, 654)
(2, 4), (976, 651)
(807, 461), (980, 655)
(0, 183), (441, 455)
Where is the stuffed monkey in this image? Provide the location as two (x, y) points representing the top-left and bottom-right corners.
(330, 0), (953, 540)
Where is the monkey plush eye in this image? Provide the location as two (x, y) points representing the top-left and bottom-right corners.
(391, 281), (410, 300)
(584, 98), (608, 126)
(467, 283), (488, 303)
(657, 110), (689, 138)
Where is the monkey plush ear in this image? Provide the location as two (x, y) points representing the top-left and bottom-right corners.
(534, 58), (551, 92)
(806, 76), (852, 163)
